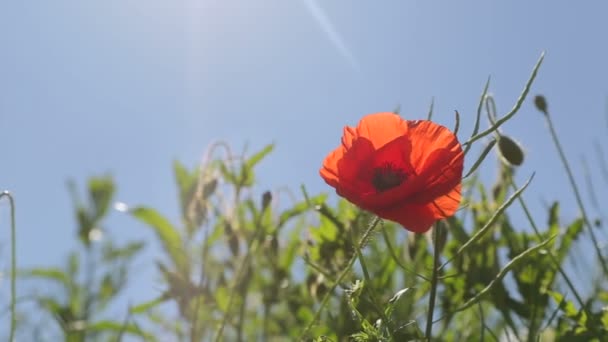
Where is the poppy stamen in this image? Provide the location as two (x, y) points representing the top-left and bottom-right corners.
(372, 162), (408, 192)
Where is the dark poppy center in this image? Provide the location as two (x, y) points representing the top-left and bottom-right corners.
(372, 162), (408, 192)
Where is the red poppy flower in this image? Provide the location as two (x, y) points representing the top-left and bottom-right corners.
(320, 112), (464, 233)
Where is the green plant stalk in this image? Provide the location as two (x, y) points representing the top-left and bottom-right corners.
(463, 77), (491, 156)
(475, 304), (500, 342)
(544, 115), (608, 275)
(453, 110), (461, 136)
(509, 181), (586, 310)
(527, 271), (543, 342)
(477, 304), (485, 341)
(351, 228), (391, 335)
(441, 174), (534, 270)
(1, 191), (16, 342)
(425, 225), (441, 341)
(302, 256), (343, 285)
(298, 216), (380, 340)
(236, 285), (249, 341)
(380, 225), (430, 282)
(464, 138), (497, 178)
(213, 223), (264, 342)
(83, 243), (96, 340)
(464, 52), (544, 149)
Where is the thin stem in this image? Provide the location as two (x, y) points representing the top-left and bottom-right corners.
(478, 303), (486, 342)
(298, 216), (381, 340)
(425, 225), (441, 341)
(1, 191), (16, 342)
(351, 228), (391, 333)
(83, 244), (96, 335)
(464, 52), (544, 149)
(381, 225), (430, 282)
(544, 114), (608, 275)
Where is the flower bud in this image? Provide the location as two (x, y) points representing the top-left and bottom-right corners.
(534, 95), (548, 115)
(497, 135), (524, 166)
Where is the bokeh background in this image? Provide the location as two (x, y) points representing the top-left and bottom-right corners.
(2, 0), (608, 329)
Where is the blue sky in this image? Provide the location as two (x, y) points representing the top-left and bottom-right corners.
(2, 0), (608, 335)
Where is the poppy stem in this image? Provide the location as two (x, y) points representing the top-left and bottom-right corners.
(425, 224), (441, 341)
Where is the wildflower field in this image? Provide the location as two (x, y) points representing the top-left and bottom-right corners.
(3, 2), (608, 341)
(3, 52), (608, 341)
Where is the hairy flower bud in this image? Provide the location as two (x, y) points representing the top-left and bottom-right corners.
(497, 135), (524, 166)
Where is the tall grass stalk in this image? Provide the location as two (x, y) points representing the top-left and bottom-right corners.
(542, 113), (608, 276)
(1, 191), (16, 342)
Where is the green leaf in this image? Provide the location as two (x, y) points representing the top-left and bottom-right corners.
(130, 296), (168, 314)
(215, 286), (230, 312)
(88, 176), (115, 220)
(68, 252), (79, 278)
(278, 194), (327, 228)
(87, 320), (157, 341)
(77, 207), (93, 246)
(22, 268), (70, 288)
(549, 291), (579, 318)
(556, 218), (584, 263)
(98, 274), (116, 305)
(237, 144), (275, 187)
(173, 159), (193, 199)
(37, 296), (63, 314)
(245, 144), (274, 169)
(102, 241), (146, 262)
(464, 138), (497, 178)
(130, 207), (188, 275)
(218, 162), (238, 185)
(547, 202), (560, 238)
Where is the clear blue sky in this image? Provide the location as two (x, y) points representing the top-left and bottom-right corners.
(2, 0), (608, 335)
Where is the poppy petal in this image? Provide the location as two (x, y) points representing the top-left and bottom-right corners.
(355, 112), (409, 149)
(410, 147), (464, 204)
(341, 126), (357, 149)
(426, 183), (462, 218)
(374, 186), (460, 233)
(406, 120), (462, 175)
(337, 137), (376, 194)
(320, 146), (344, 187)
(373, 202), (438, 233)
